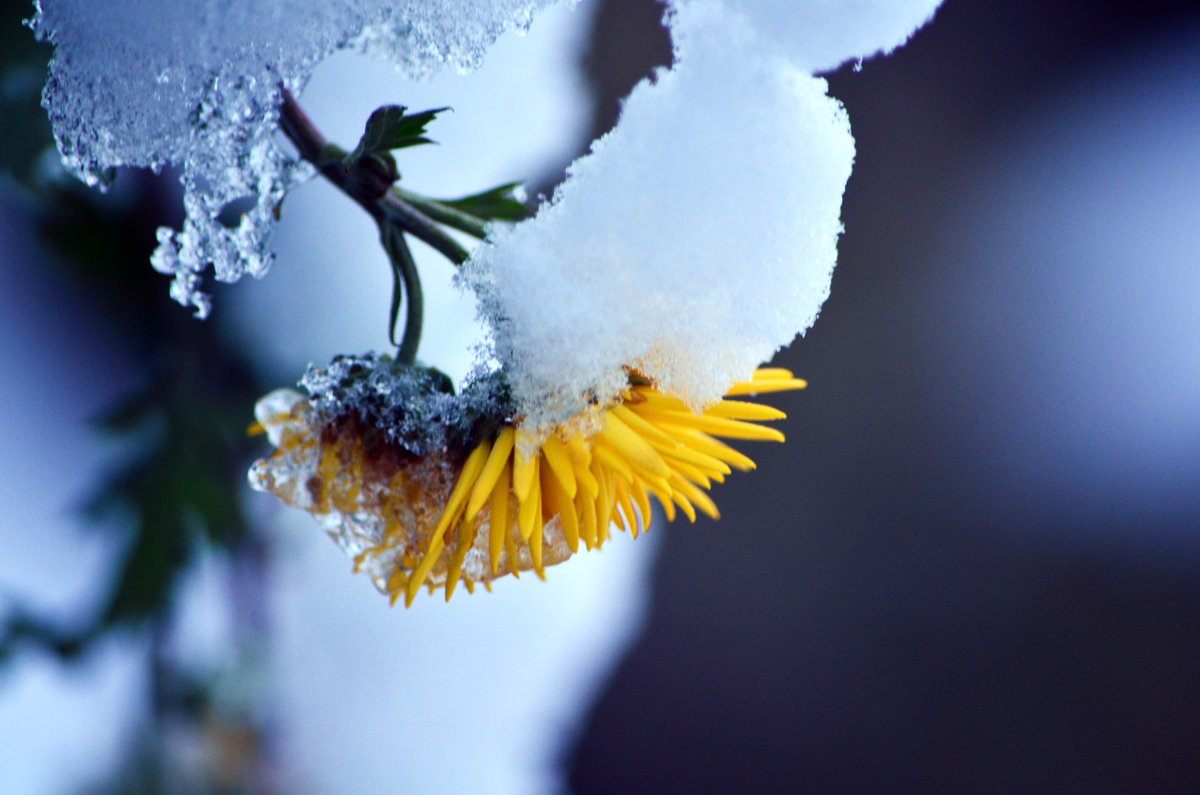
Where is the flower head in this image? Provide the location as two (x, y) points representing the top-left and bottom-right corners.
(249, 355), (804, 605)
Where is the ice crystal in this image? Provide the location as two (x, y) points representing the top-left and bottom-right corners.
(299, 353), (507, 456)
(31, 0), (560, 317)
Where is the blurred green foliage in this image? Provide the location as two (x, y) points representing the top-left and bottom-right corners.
(0, 0), (52, 187)
(0, 0), (269, 667)
(0, 2), (274, 784)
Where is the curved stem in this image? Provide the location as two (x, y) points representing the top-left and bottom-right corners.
(280, 87), (455, 357)
(391, 231), (424, 365)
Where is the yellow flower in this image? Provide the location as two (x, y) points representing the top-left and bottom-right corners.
(249, 365), (804, 606)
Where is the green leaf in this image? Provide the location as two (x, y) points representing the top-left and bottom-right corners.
(345, 104), (450, 165)
(438, 182), (530, 223)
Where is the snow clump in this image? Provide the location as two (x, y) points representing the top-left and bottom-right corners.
(462, 0), (942, 430)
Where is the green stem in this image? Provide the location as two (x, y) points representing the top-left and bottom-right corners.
(279, 87), (457, 357)
(391, 187), (490, 240)
(380, 193), (472, 265)
(279, 90), (366, 211)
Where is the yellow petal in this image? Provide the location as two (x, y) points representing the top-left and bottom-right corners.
(664, 427), (758, 471)
(572, 454), (600, 499)
(724, 378), (807, 396)
(649, 435), (732, 476)
(543, 463), (578, 552)
(488, 464), (511, 575)
(614, 482), (638, 539)
(594, 463), (619, 539)
(592, 439), (635, 484)
(600, 410), (670, 479)
(669, 472), (719, 520)
(610, 403), (677, 447)
(518, 456), (541, 541)
(633, 407), (786, 442)
(566, 435), (592, 467)
(465, 429), (513, 520)
(512, 430), (538, 502)
(628, 388), (690, 412)
(577, 486), (597, 549)
(645, 479), (676, 523)
(405, 440), (491, 606)
(540, 435), (577, 500)
(530, 521), (545, 579)
(667, 458), (716, 488)
(444, 519), (475, 602)
(672, 491), (697, 523)
(629, 478), (653, 535)
(749, 367), (795, 380)
(505, 525), (520, 579)
(705, 400), (787, 421)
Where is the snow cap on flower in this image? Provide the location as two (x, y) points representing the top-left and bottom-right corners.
(463, 1), (856, 431)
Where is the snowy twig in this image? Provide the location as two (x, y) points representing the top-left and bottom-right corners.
(277, 87), (475, 361)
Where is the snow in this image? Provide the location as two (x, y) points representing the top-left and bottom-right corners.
(31, 0), (562, 317)
(668, 0), (943, 74)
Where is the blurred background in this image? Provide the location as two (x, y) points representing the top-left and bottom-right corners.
(3, 0), (1200, 792)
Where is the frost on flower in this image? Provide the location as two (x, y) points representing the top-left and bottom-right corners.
(249, 355), (806, 604)
(31, 0), (559, 317)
